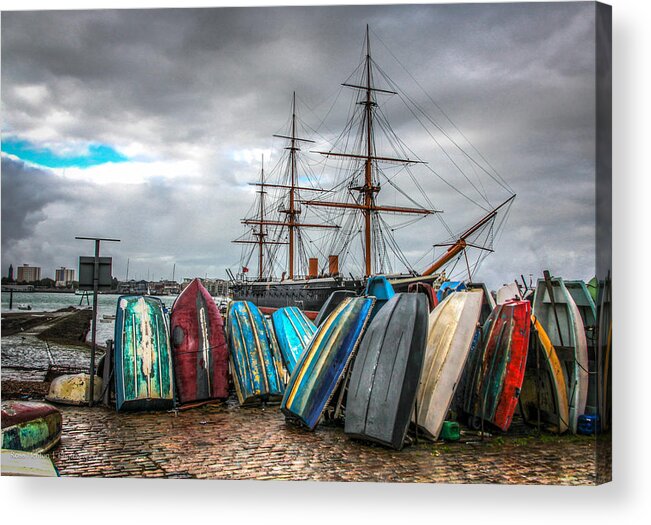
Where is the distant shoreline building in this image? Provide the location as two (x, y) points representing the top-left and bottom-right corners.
(113, 277), (227, 297)
(55, 267), (75, 287)
(7, 264), (14, 281)
(182, 278), (229, 297)
(16, 264), (41, 283)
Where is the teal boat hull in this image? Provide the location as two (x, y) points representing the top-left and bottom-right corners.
(272, 307), (317, 374)
(532, 277), (589, 433)
(365, 276), (395, 318)
(114, 295), (175, 411)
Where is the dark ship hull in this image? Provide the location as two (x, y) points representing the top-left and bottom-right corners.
(231, 277), (363, 316)
(230, 273), (441, 316)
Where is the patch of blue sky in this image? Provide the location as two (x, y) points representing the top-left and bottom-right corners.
(1, 138), (128, 168)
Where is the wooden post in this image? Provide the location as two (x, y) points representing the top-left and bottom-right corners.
(102, 339), (113, 407)
(9, 289), (13, 310)
(543, 270), (565, 348)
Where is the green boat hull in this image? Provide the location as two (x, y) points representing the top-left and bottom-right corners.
(114, 295), (175, 411)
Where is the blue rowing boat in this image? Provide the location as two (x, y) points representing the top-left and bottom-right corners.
(365, 275), (395, 318)
(228, 301), (284, 404)
(272, 307), (317, 374)
(281, 297), (374, 429)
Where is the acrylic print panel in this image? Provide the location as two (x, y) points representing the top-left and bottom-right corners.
(0, 1), (611, 485)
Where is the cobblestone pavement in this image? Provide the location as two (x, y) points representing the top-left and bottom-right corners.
(50, 402), (610, 484)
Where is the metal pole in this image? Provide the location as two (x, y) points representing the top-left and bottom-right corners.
(9, 289), (13, 310)
(76, 236), (120, 407)
(89, 239), (100, 406)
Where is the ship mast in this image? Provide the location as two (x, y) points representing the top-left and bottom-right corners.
(287, 93), (299, 279)
(362, 25), (374, 278)
(237, 94), (338, 280)
(258, 156), (266, 280)
(303, 26), (438, 277)
(233, 156), (289, 280)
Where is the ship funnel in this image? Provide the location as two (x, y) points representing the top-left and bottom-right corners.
(308, 258), (319, 278)
(328, 255), (339, 276)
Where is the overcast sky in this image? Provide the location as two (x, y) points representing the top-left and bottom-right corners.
(1, 2), (600, 289)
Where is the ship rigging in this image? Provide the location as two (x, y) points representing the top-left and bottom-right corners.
(231, 26), (516, 313)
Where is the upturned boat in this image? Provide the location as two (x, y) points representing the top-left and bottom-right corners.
(271, 306), (317, 374)
(364, 275), (395, 318)
(1, 450), (59, 477)
(46, 373), (103, 405)
(170, 278), (229, 404)
(496, 283), (522, 305)
(1, 400), (62, 454)
(436, 281), (467, 303)
(228, 301), (285, 404)
(114, 295), (175, 411)
(407, 282), (437, 312)
(467, 282), (496, 325)
(281, 296), (374, 430)
(564, 280), (598, 415)
(532, 273), (589, 433)
(413, 290), (483, 440)
(460, 299), (531, 432)
(314, 290), (357, 327)
(345, 293), (428, 449)
(519, 315), (570, 433)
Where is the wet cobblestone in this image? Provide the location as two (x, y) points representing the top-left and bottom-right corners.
(50, 403), (609, 484)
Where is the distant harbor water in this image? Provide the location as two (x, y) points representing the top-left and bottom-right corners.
(1, 291), (178, 346)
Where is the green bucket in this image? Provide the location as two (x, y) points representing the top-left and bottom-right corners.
(440, 421), (460, 441)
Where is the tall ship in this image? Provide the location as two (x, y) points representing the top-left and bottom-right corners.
(230, 27), (515, 317)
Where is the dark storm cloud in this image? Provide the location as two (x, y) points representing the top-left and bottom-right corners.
(1, 2), (600, 287)
(1, 157), (73, 252)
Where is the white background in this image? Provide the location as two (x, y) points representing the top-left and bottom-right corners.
(0, 0), (648, 523)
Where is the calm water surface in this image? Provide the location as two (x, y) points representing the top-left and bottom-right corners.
(1, 291), (179, 345)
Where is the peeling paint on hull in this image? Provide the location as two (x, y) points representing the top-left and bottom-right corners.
(461, 300), (531, 432)
(114, 295), (174, 411)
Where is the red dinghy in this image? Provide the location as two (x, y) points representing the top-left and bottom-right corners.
(492, 300), (532, 430)
(170, 278), (229, 404)
(462, 299), (531, 431)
